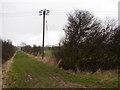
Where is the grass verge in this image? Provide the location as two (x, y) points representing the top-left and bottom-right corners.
(3, 51), (119, 88)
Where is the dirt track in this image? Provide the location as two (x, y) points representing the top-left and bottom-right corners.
(2, 52), (16, 88)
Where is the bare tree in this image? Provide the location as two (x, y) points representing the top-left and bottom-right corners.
(54, 9), (119, 72)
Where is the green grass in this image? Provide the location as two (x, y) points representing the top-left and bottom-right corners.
(44, 50), (53, 57)
(4, 51), (58, 88)
(3, 51), (119, 88)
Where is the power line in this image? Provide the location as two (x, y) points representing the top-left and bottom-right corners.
(46, 20), (49, 46)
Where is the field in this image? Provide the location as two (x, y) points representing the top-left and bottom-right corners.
(3, 51), (118, 88)
(44, 50), (54, 57)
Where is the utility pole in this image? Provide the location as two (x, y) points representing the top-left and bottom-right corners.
(39, 9), (50, 59)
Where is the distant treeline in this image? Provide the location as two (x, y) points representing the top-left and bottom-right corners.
(2, 40), (16, 63)
(54, 10), (120, 73)
(45, 46), (59, 51)
(21, 45), (41, 56)
(21, 45), (59, 56)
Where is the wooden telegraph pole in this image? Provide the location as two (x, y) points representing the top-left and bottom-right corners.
(39, 9), (50, 59)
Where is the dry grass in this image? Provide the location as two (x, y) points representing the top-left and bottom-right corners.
(94, 70), (118, 82)
(2, 52), (17, 88)
(0, 64), (2, 89)
(2, 52), (16, 74)
(25, 52), (59, 67)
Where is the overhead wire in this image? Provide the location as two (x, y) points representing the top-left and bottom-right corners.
(45, 19), (49, 46)
(1, 10), (117, 18)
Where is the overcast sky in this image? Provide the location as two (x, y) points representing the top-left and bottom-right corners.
(0, 0), (119, 46)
